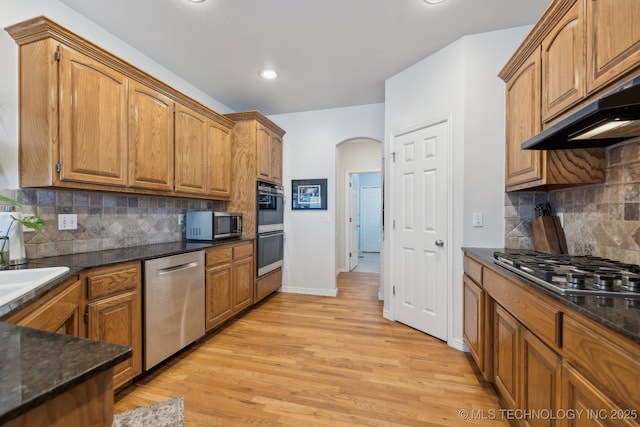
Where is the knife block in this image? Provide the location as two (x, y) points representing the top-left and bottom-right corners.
(529, 216), (568, 254)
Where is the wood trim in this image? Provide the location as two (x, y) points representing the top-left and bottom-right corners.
(225, 111), (286, 137)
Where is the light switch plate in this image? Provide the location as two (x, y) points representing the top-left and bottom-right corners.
(472, 212), (483, 228)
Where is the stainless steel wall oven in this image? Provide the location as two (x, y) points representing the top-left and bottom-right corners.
(257, 181), (284, 276)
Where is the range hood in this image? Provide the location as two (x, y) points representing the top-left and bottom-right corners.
(522, 77), (640, 150)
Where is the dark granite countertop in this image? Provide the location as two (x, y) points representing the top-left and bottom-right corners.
(0, 322), (131, 424)
(0, 238), (251, 318)
(0, 238), (251, 422)
(463, 247), (640, 344)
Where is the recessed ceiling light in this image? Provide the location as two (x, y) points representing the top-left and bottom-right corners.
(188, 0), (205, 3)
(260, 69), (279, 80)
(424, 0), (445, 3)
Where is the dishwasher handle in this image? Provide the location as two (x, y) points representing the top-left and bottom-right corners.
(157, 261), (199, 276)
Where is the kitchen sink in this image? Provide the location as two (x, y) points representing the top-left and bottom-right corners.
(0, 266), (70, 307)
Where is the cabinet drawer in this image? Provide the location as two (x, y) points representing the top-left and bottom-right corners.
(86, 263), (140, 300)
(256, 268), (281, 302)
(463, 255), (483, 284)
(563, 313), (640, 412)
(233, 242), (253, 260)
(484, 267), (562, 350)
(206, 247), (233, 267)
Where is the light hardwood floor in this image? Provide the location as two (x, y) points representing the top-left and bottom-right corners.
(114, 272), (508, 426)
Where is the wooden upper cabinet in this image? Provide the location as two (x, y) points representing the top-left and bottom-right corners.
(206, 120), (233, 199)
(128, 81), (175, 192)
(58, 45), (128, 186)
(255, 123), (282, 183)
(175, 104), (207, 195)
(505, 48), (543, 190)
(542, 0), (586, 122)
(256, 124), (272, 181)
(270, 133), (283, 184)
(586, 0), (640, 94)
(7, 17), (235, 200)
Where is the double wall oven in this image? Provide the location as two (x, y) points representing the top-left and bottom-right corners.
(257, 181), (284, 277)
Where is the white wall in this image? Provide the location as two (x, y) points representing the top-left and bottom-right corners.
(336, 139), (381, 273)
(268, 104), (384, 296)
(384, 26), (530, 350)
(0, 0), (232, 189)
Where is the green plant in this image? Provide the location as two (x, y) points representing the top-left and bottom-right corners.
(0, 195), (47, 266)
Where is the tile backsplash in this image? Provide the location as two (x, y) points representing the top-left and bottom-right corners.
(505, 138), (640, 264)
(0, 188), (225, 259)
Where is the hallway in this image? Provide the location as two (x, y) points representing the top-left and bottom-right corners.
(353, 252), (380, 273)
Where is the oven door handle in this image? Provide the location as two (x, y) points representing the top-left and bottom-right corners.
(258, 231), (284, 238)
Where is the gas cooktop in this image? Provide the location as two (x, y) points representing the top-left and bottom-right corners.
(493, 252), (640, 298)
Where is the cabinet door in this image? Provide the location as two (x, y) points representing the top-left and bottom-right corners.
(128, 81), (174, 191)
(58, 45), (128, 186)
(520, 328), (562, 427)
(494, 304), (519, 410)
(561, 362), (637, 427)
(587, 0), (640, 93)
(87, 291), (141, 389)
(505, 48), (543, 190)
(205, 263), (233, 331)
(270, 133), (283, 184)
(12, 278), (83, 336)
(175, 104), (207, 194)
(206, 120), (232, 199)
(463, 275), (485, 374)
(256, 124), (272, 181)
(84, 262), (141, 389)
(233, 256), (254, 312)
(542, 0), (586, 122)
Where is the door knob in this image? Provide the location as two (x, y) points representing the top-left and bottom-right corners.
(435, 239), (445, 247)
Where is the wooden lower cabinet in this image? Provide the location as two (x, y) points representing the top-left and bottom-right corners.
(493, 303), (520, 410)
(520, 328), (562, 427)
(4, 276), (83, 336)
(83, 262), (142, 390)
(205, 241), (255, 332)
(5, 368), (114, 427)
(464, 254), (640, 427)
(463, 274), (487, 378)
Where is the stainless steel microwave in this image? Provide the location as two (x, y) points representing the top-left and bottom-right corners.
(185, 211), (242, 241)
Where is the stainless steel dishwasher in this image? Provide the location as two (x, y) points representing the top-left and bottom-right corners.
(143, 250), (205, 370)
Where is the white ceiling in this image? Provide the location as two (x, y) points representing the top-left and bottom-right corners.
(57, 0), (551, 115)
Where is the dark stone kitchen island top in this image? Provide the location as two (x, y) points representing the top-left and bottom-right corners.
(0, 321), (131, 424)
(463, 247), (640, 344)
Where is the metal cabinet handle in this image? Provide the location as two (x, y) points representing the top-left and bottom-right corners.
(435, 239), (445, 247)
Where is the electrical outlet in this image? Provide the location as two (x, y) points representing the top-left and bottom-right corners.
(58, 214), (77, 230)
(178, 214), (185, 225)
(472, 212), (483, 228)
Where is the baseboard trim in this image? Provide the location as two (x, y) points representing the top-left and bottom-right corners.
(280, 286), (338, 297)
(448, 337), (467, 352)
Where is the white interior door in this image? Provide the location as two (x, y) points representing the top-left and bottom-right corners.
(360, 186), (381, 252)
(349, 174), (360, 271)
(392, 120), (448, 341)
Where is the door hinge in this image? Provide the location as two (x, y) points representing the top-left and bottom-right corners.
(391, 152), (396, 162)
(84, 311), (88, 324)
(349, 252), (352, 257)
(56, 163), (61, 173)
(393, 219), (395, 229)
(54, 51), (60, 62)
(393, 285), (395, 296)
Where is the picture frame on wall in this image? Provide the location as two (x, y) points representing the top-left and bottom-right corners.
(291, 179), (328, 210)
